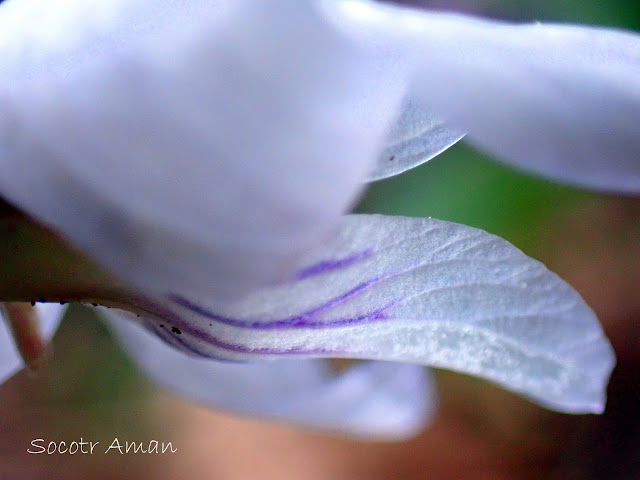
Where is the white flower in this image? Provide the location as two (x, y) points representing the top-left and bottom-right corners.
(1, 0), (637, 438)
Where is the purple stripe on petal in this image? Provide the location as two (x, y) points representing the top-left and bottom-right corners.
(144, 321), (184, 350)
(295, 248), (374, 280)
(154, 308), (351, 357)
(162, 328), (231, 360)
(167, 281), (395, 330)
(143, 317), (242, 361)
(143, 318), (201, 356)
(134, 301), (352, 357)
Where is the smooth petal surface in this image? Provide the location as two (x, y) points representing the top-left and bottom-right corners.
(0, 0), (403, 300)
(144, 215), (615, 414)
(106, 311), (435, 439)
(324, 0), (640, 192)
(0, 303), (65, 385)
(370, 99), (464, 181)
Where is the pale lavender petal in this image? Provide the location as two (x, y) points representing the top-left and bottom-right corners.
(0, 0), (404, 301)
(0, 303), (66, 385)
(369, 99), (464, 181)
(323, 0), (640, 192)
(140, 215), (615, 414)
(105, 311), (436, 439)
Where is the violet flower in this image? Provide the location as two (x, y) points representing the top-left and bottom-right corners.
(1, 0), (637, 438)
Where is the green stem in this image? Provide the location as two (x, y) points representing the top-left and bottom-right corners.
(0, 200), (130, 305)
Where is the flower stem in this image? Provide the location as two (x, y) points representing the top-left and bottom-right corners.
(0, 199), (129, 305)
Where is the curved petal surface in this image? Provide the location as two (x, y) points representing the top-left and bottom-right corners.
(324, 0), (640, 192)
(106, 311), (436, 439)
(369, 99), (464, 182)
(0, 0), (403, 300)
(0, 303), (66, 385)
(142, 215), (614, 414)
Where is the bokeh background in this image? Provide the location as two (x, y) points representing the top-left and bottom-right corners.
(1, 1), (639, 479)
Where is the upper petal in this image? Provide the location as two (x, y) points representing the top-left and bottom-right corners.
(323, 0), (640, 192)
(106, 311), (436, 439)
(0, 0), (404, 300)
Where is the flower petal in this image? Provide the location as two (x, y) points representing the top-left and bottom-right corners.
(105, 311), (436, 439)
(369, 99), (464, 181)
(0, 0), (403, 300)
(323, 0), (640, 192)
(0, 303), (65, 385)
(145, 215), (614, 414)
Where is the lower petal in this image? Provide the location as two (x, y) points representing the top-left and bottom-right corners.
(132, 215), (614, 415)
(105, 311), (436, 439)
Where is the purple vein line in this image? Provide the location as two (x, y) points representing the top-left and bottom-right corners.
(167, 277), (396, 330)
(146, 305), (353, 357)
(141, 317), (220, 359)
(295, 248), (373, 280)
(167, 246), (489, 332)
(156, 326), (232, 360)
